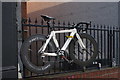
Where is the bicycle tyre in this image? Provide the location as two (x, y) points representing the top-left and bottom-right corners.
(20, 34), (55, 74)
(69, 33), (98, 67)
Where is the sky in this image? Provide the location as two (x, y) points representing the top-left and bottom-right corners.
(27, 0), (120, 2)
(0, 0), (120, 2)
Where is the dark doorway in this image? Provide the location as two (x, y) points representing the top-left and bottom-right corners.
(2, 2), (17, 78)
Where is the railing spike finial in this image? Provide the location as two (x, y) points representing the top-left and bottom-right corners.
(103, 24), (106, 29)
(96, 24), (100, 29)
(68, 21), (70, 26)
(72, 22), (75, 26)
(28, 17), (31, 23)
(113, 26), (115, 30)
(58, 20), (60, 25)
(97, 24), (99, 27)
(41, 19), (44, 25)
(100, 24), (103, 29)
(107, 25), (110, 30)
(93, 24), (96, 27)
(63, 21), (65, 26)
(21, 17), (27, 24)
(35, 18), (38, 24)
(52, 20), (55, 25)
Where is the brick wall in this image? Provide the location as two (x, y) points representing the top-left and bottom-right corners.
(25, 67), (120, 80)
(62, 67), (120, 79)
(21, 2), (27, 18)
(23, 67), (120, 80)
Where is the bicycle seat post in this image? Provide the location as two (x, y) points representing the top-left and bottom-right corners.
(41, 15), (55, 31)
(47, 21), (50, 27)
(47, 21), (54, 32)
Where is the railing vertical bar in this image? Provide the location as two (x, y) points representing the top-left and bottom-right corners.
(97, 24), (100, 60)
(107, 26), (110, 66)
(115, 27), (118, 65)
(47, 23), (50, 72)
(114, 27), (117, 66)
(59, 23), (61, 72)
(119, 27), (120, 65)
(113, 27), (115, 59)
(68, 21), (71, 71)
(89, 25), (92, 60)
(35, 19), (38, 76)
(40, 19), (44, 75)
(53, 20), (57, 73)
(100, 25), (103, 65)
(93, 24), (96, 61)
(104, 25), (107, 66)
(106, 26), (109, 67)
(41, 19), (44, 35)
(21, 22), (25, 78)
(109, 27), (112, 67)
(86, 26), (88, 61)
(28, 18), (32, 76)
(62, 27), (65, 72)
(117, 28), (119, 65)
(81, 24), (84, 63)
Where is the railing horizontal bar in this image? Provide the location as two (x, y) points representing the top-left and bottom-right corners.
(22, 24), (120, 31)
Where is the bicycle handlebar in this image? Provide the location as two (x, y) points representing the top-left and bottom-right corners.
(74, 21), (91, 27)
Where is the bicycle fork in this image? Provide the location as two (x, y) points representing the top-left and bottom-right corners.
(76, 33), (86, 49)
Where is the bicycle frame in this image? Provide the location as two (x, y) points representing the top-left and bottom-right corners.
(38, 28), (86, 56)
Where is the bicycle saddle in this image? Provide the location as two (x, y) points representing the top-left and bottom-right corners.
(41, 15), (55, 22)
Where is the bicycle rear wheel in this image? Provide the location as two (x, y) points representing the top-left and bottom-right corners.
(70, 33), (98, 67)
(20, 34), (56, 74)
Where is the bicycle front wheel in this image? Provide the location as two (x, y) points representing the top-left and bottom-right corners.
(20, 34), (56, 74)
(70, 33), (98, 67)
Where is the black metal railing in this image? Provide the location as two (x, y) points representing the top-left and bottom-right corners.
(21, 18), (120, 78)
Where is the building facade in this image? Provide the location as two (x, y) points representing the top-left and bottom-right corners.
(27, 2), (118, 26)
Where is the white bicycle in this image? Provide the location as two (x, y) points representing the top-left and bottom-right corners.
(20, 15), (98, 74)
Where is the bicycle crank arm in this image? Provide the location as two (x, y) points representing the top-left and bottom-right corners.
(61, 56), (74, 63)
(41, 53), (57, 56)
